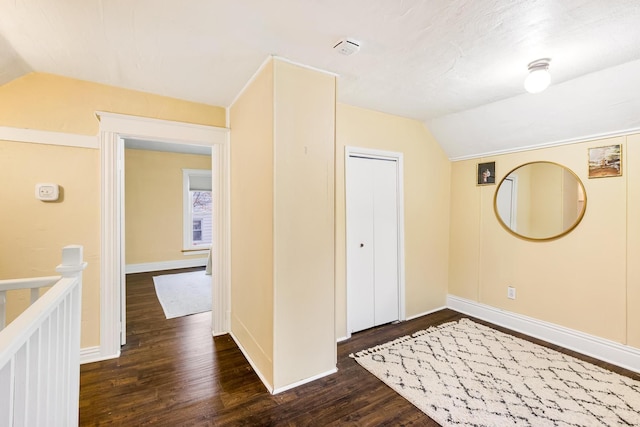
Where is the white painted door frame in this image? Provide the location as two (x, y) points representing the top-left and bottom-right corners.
(97, 112), (230, 360)
(344, 146), (406, 339)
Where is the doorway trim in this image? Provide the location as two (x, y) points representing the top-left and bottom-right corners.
(344, 146), (406, 338)
(97, 112), (230, 360)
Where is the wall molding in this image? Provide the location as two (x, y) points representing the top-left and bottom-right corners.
(406, 305), (448, 321)
(98, 112), (231, 361)
(447, 295), (640, 373)
(0, 126), (98, 149)
(344, 146), (406, 338)
(125, 258), (208, 274)
(272, 367), (338, 395)
(80, 346), (118, 365)
(449, 126), (640, 162)
(229, 331), (274, 393)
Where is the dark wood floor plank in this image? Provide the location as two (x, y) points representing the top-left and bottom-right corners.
(79, 268), (639, 426)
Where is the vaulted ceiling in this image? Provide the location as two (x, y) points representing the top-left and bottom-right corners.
(2, 0), (640, 159)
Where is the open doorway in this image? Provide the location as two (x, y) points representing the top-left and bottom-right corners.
(97, 112), (230, 360)
(122, 139), (213, 332)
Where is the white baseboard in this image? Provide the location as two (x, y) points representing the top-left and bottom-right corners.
(336, 306), (447, 343)
(229, 331), (337, 394)
(80, 346), (120, 365)
(125, 258), (207, 274)
(272, 367), (338, 395)
(229, 331), (274, 393)
(406, 305), (448, 321)
(447, 294), (640, 373)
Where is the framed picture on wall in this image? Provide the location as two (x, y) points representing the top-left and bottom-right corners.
(588, 144), (622, 178)
(477, 161), (496, 185)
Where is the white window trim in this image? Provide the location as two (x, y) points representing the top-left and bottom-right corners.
(183, 168), (213, 252)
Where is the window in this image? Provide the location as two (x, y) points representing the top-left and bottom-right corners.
(183, 169), (213, 250)
(193, 219), (203, 242)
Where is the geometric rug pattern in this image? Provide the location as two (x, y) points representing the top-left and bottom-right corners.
(351, 319), (640, 426)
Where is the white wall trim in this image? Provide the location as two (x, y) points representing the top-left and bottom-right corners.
(447, 295), (640, 373)
(272, 368), (338, 395)
(96, 111), (227, 146)
(125, 258), (208, 274)
(98, 113), (231, 361)
(229, 56), (339, 111)
(272, 56), (339, 78)
(229, 331), (274, 393)
(0, 126), (98, 149)
(344, 146), (406, 338)
(80, 346), (117, 365)
(449, 125), (640, 162)
(229, 332), (337, 395)
(229, 56), (273, 109)
(99, 130), (123, 359)
(406, 305), (448, 321)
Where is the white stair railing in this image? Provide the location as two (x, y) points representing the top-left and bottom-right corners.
(0, 245), (86, 427)
(0, 276), (61, 332)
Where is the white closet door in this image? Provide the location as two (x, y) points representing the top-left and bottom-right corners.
(346, 157), (376, 333)
(372, 159), (399, 325)
(347, 155), (399, 333)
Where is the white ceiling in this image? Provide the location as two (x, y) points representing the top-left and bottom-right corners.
(2, 0), (640, 159)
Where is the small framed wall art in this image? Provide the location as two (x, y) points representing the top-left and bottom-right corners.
(477, 161), (496, 185)
(588, 144), (622, 178)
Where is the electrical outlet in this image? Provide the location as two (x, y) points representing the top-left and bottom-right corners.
(507, 286), (516, 300)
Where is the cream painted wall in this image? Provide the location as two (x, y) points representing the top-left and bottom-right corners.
(230, 59), (336, 391)
(449, 136), (639, 347)
(124, 149), (211, 264)
(1, 72), (225, 135)
(229, 60), (275, 386)
(626, 134), (640, 349)
(0, 140), (100, 346)
(0, 72), (226, 348)
(335, 104), (451, 339)
(272, 60), (336, 389)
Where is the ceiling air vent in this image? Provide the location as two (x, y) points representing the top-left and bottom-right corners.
(333, 39), (360, 56)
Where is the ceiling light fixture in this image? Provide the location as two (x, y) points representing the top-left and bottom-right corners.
(524, 58), (551, 94)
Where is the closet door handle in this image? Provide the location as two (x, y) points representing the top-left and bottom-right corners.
(360, 243), (364, 248)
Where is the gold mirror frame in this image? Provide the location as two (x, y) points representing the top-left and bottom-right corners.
(493, 161), (587, 241)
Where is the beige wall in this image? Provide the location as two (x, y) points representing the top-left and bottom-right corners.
(272, 60), (336, 388)
(124, 148), (211, 264)
(229, 60), (275, 386)
(0, 72), (225, 348)
(335, 104), (451, 339)
(626, 134), (640, 349)
(0, 140), (99, 346)
(1, 72), (225, 135)
(449, 135), (640, 348)
(230, 59), (336, 391)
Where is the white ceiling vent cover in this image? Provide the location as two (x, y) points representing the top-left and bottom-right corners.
(333, 39), (360, 56)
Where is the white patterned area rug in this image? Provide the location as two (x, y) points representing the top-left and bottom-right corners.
(351, 319), (640, 426)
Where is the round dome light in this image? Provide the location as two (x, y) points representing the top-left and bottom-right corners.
(524, 59), (551, 94)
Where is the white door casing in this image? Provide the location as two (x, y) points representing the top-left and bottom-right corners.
(345, 146), (405, 336)
(98, 112), (230, 360)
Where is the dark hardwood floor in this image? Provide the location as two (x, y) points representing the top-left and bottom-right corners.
(79, 269), (640, 426)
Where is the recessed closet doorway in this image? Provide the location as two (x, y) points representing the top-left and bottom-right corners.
(345, 147), (405, 335)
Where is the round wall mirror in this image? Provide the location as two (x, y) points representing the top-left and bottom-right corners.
(494, 161), (587, 241)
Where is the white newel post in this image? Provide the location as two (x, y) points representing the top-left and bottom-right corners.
(55, 245), (87, 426)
